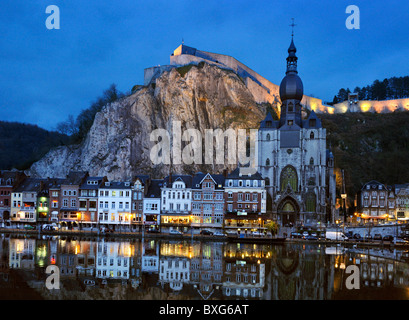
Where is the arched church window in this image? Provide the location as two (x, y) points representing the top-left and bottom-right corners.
(266, 133), (270, 141)
(306, 193), (316, 212)
(266, 158), (270, 166)
(280, 166), (298, 192)
(310, 131), (315, 139)
(283, 202), (295, 212)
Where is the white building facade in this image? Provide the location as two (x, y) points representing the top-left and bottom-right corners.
(160, 175), (192, 233)
(98, 181), (132, 231)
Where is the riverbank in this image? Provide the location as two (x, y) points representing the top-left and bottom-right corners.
(2, 227), (409, 249)
(0, 227), (228, 241)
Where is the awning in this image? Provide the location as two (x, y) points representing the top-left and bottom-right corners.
(361, 216), (387, 219)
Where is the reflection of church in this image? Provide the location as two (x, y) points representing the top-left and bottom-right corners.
(258, 36), (336, 226)
(268, 244), (333, 300)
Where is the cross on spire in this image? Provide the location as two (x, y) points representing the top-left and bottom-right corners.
(289, 18), (296, 38)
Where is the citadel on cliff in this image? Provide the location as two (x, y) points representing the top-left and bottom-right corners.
(146, 43), (409, 114)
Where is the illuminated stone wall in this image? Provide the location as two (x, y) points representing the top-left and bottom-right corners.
(333, 98), (409, 113)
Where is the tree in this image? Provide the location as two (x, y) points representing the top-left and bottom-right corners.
(56, 115), (77, 136)
(56, 84), (124, 143)
(371, 79), (387, 100)
(337, 88), (349, 102)
(265, 221), (279, 236)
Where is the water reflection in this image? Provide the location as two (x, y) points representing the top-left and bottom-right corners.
(1, 233), (409, 300)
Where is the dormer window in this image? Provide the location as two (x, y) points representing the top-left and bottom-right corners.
(309, 119), (316, 127)
(287, 120), (293, 126)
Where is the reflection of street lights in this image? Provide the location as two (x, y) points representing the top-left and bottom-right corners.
(77, 212), (82, 232)
(190, 215), (194, 239)
(258, 218), (261, 236)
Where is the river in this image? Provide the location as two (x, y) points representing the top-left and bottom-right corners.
(0, 233), (408, 300)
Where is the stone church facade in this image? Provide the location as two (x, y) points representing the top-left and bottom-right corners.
(257, 37), (336, 227)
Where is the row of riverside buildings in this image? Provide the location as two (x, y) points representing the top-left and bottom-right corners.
(1, 169), (408, 234)
(0, 168), (268, 234)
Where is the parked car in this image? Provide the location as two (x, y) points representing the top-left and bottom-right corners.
(318, 233), (326, 240)
(23, 224), (35, 230)
(200, 230), (214, 236)
(170, 229), (183, 235)
(100, 226), (113, 234)
(251, 231), (264, 236)
(291, 232), (302, 239)
(395, 238), (409, 244)
(302, 231), (309, 239)
(364, 234), (372, 241)
(146, 228), (160, 233)
(353, 233), (363, 241)
(213, 231), (226, 237)
(306, 235), (318, 241)
(42, 224), (57, 231)
(373, 234), (382, 241)
(383, 235), (394, 242)
(345, 231), (353, 238)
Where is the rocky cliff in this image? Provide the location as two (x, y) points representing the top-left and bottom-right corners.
(28, 62), (268, 180)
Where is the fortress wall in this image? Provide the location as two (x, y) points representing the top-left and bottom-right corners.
(170, 54), (227, 69)
(198, 50), (280, 97)
(333, 98), (409, 113)
(245, 76), (279, 105)
(302, 96), (334, 114)
(144, 65), (176, 85)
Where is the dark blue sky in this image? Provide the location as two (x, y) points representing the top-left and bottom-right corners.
(1, 0), (409, 130)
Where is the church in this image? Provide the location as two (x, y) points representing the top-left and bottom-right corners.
(257, 36), (336, 227)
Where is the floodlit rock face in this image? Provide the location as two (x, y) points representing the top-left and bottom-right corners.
(28, 62), (267, 180)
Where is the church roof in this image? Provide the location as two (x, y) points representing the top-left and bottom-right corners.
(302, 110), (323, 129)
(259, 112), (279, 129)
